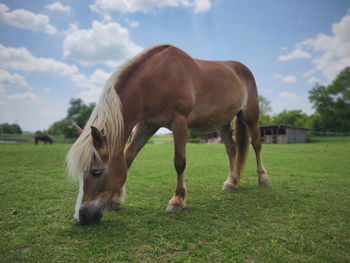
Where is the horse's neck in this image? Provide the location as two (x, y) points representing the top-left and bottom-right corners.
(118, 89), (139, 148)
(122, 122), (136, 146)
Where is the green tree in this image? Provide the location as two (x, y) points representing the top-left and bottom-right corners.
(0, 123), (12, 134)
(259, 95), (272, 125)
(35, 130), (43, 135)
(309, 67), (350, 132)
(48, 98), (95, 138)
(272, 110), (311, 128)
(48, 119), (66, 136)
(0, 123), (22, 134)
(10, 124), (22, 134)
(187, 129), (200, 141)
(58, 98), (95, 138)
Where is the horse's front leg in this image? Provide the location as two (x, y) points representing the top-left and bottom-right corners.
(166, 115), (188, 211)
(125, 122), (159, 169)
(107, 123), (159, 211)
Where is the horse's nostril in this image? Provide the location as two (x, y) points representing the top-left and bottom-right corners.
(78, 206), (103, 225)
(79, 211), (88, 224)
(79, 212), (86, 220)
(92, 210), (103, 224)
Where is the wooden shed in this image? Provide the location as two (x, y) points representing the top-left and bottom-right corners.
(260, 124), (309, 144)
(199, 131), (220, 144)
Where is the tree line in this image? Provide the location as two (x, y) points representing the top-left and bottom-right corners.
(259, 98), (313, 128)
(259, 67), (350, 132)
(47, 98), (95, 138)
(44, 66), (350, 138)
(0, 123), (22, 134)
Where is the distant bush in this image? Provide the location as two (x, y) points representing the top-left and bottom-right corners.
(0, 123), (22, 134)
(48, 98), (95, 138)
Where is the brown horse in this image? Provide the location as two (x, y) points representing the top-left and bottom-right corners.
(67, 44), (267, 225)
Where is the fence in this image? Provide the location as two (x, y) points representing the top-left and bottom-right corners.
(309, 131), (350, 137)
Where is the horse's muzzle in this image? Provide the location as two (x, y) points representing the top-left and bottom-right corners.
(79, 204), (103, 225)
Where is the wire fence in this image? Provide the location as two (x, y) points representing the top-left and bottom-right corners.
(309, 131), (350, 137)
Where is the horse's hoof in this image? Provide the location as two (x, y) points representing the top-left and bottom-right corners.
(166, 204), (184, 212)
(258, 174), (268, 187)
(259, 180), (268, 187)
(221, 183), (237, 191)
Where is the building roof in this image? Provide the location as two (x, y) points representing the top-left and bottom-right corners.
(260, 124), (309, 130)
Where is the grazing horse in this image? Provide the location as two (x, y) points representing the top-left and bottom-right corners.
(67, 44), (267, 225)
(35, 135), (53, 145)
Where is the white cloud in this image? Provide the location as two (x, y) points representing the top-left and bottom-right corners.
(0, 3), (57, 34)
(71, 69), (111, 102)
(278, 91), (301, 101)
(0, 70), (28, 88)
(72, 69), (110, 90)
(273, 74), (297, 83)
(125, 18), (139, 28)
(282, 75), (297, 83)
(299, 10), (350, 81)
(278, 48), (311, 61)
(303, 68), (315, 77)
(273, 74), (282, 79)
(0, 92), (42, 105)
(0, 95), (65, 131)
(45, 1), (71, 12)
(90, 0), (211, 13)
(273, 91), (312, 114)
(0, 44), (78, 76)
(43, 88), (51, 93)
(308, 76), (320, 84)
(193, 0), (211, 13)
(63, 21), (143, 67)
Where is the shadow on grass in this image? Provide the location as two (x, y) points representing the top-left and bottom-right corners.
(63, 183), (285, 238)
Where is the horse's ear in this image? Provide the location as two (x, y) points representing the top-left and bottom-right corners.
(91, 126), (103, 148)
(74, 125), (83, 136)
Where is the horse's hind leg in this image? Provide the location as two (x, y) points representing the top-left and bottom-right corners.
(166, 115), (188, 211)
(217, 123), (239, 190)
(247, 121), (268, 186)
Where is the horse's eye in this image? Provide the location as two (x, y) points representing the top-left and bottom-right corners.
(91, 168), (104, 177)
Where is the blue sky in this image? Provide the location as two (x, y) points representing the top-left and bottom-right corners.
(0, 0), (349, 131)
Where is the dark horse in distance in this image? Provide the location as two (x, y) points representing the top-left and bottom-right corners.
(35, 135), (53, 145)
(67, 44), (268, 225)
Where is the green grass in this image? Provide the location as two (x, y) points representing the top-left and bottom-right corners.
(149, 133), (173, 143)
(0, 133), (74, 144)
(309, 136), (350, 142)
(0, 141), (349, 262)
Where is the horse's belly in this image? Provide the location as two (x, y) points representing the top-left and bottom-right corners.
(187, 105), (238, 131)
(187, 83), (244, 131)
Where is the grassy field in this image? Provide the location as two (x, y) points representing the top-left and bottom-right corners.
(0, 133), (74, 144)
(0, 140), (349, 262)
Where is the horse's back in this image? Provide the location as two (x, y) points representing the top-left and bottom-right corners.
(126, 45), (199, 126)
(126, 45), (258, 130)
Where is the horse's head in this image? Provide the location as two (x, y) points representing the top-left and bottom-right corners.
(72, 125), (126, 225)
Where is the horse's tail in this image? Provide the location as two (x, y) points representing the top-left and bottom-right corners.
(235, 115), (249, 178)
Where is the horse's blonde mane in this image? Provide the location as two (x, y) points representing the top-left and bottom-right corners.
(66, 70), (123, 178)
(66, 44), (171, 178)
